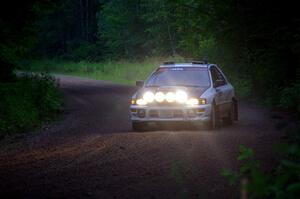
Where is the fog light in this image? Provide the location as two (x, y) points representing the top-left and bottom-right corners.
(197, 108), (205, 113)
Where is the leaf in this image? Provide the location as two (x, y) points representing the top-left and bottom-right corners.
(238, 145), (254, 161)
(221, 169), (238, 186)
(287, 182), (300, 194)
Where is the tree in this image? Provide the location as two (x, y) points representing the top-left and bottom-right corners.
(0, 0), (40, 81)
(33, 0), (99, 60)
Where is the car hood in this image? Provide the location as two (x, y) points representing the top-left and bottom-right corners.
(136, 86), (209, 98)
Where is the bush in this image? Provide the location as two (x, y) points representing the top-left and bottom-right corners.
(222, 128), (300, 198)
(61, 42), (103, 62)
(279, 83), (300, 113)
(0, 73), (62, 138)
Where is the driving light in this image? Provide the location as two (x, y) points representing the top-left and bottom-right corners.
(165, 92), (176, 102)
(176, 91), (188, 103)
(155, 92), (165, 102)
(136, 99), (147, 105)
(186, 98), (199, 105)
(143, 91), (155, 103)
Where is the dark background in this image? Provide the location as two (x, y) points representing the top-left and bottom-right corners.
(1, 1), (300, 198)
(1, 0), (300, 110)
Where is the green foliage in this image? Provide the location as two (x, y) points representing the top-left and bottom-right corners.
(62, 42), (103, 62)
(0, 1), (39, 82)
(0, 73), (62, 138)
(24, 57), (249, 99)
(25, 58), (166, 84)
(33, 0), (99, 59)
(221, 169), (238, 186)
(279, 83), (300, 113)
(2, 0), (297, 113)
(98, 0), (221, 59)
(97, 0), (300, 112)
(222, 136), (300, 198)
(24, 57), (249, 98)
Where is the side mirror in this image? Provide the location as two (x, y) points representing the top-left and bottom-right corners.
(213, 79), (224, 88)
(136, 80), (144, 87)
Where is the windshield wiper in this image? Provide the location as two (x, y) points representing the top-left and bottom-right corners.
(145, 85), (159, 87)
(146, 84), (204, 88)
(174, 84), (200, 87)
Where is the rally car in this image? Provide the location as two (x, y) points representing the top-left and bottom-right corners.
(130, 61), (238, 131)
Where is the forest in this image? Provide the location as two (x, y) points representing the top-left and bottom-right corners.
(1, 0), (299, 111)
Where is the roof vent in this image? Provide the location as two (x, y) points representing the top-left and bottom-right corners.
(163, 61), (175, 65)
(192, 61), (205, 65)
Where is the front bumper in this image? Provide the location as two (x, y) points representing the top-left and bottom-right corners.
(130, 104), (212, 122)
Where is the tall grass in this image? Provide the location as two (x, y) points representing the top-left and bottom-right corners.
(23, 57), (251, 98)
(25, 58), (179, 84)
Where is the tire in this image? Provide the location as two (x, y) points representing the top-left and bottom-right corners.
(205, 103), (219, 130)
(233, 99), (238, 121)
(223, 102), (235, 125)
(132, 122), (147, 132)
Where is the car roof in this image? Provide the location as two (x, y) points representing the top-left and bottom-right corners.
(159, 61), (212, 68)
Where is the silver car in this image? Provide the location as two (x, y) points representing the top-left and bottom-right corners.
(130, 61), (238, 131)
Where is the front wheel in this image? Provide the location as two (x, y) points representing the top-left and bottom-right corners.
(205, 104), (219, 130)
(223, 102), (235, 125)
(224, 99), (238, 125)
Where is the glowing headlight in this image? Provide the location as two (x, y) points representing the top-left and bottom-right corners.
(186, 98), (199, 105)
(165, 92), (176, 102)
(136, 99), (147, 105)
(176, 91), (188, 103)
(155, 92), (165, 102)
(143, 91), (155, 103)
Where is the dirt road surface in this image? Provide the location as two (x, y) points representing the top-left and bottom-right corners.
(0, 75), (283, 198)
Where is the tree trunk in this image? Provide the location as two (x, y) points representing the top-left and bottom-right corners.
(80, 0), (85, 40)
(86, 0), (89, 41)
(0, 59), (15, 82)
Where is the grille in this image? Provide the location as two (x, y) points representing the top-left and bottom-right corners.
(148, 101), (182, 107)
(149, 110), (183, 118)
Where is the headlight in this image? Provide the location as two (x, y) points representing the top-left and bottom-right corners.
(143, 91), (155, 103)
(155, 92), (165, 102)
(186, 98), (199, 105)
(186, 98), (206, 105)
(136, 99), (147, 105)
(165, 92), (176, 102)
(176, 90), (188, 103)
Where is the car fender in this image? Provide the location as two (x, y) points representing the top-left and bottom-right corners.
(200, 87), (216, 104)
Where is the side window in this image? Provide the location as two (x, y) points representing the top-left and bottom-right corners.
(210, 67), (226, 87)
(211, 68), (219, 83)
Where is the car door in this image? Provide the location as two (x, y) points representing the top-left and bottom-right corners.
(210, 66), (231, 116)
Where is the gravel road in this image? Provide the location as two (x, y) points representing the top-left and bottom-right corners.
(0, 75), (283, 199)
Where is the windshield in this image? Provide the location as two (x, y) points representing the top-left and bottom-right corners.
(146, 67), (210, 87)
